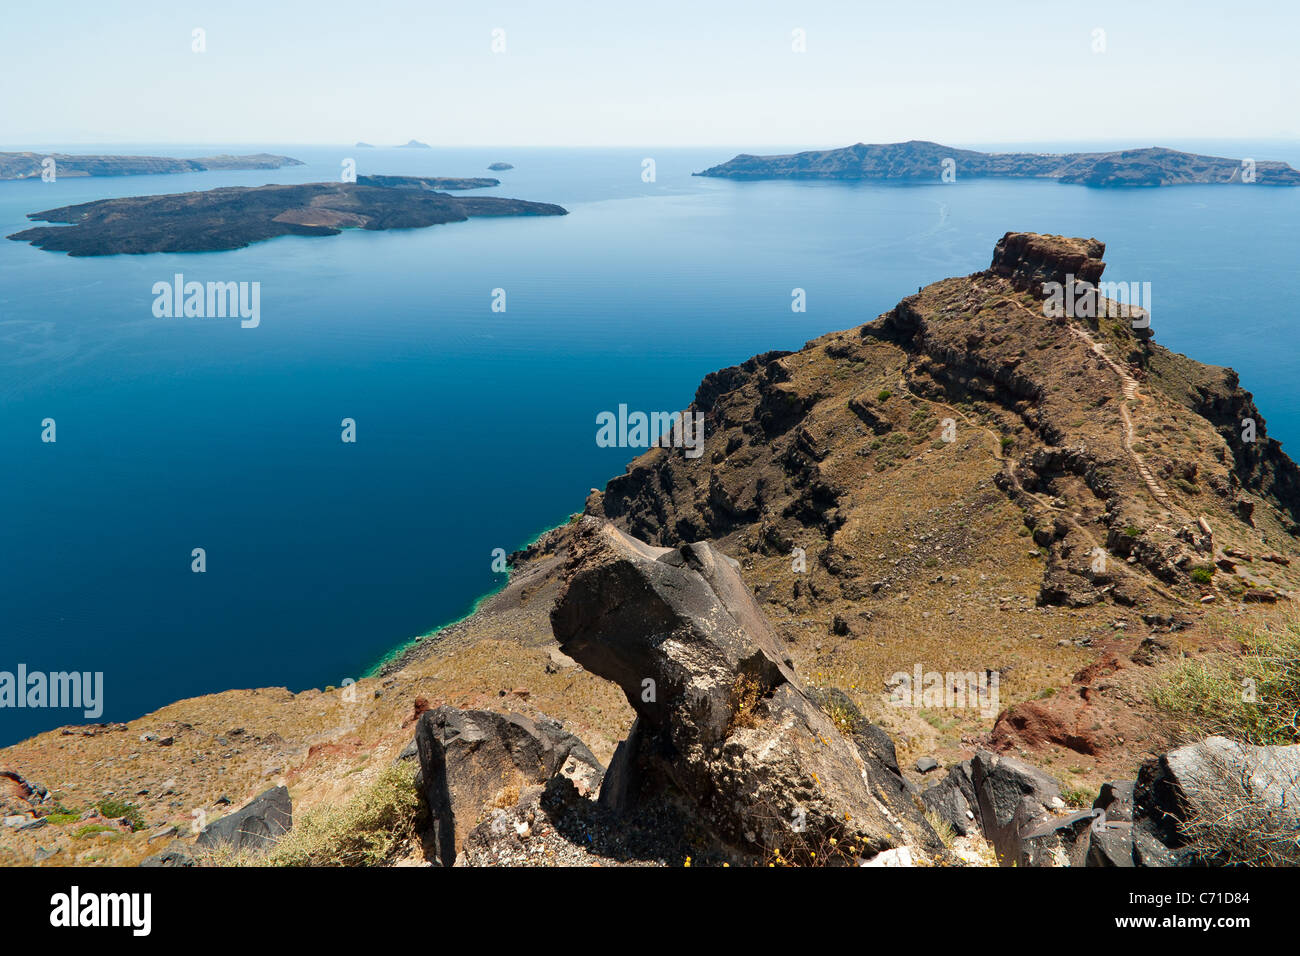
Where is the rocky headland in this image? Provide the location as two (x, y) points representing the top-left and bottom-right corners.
(0, 151), (303, 181)
(6, 179), (566, 256)
(696, 141), (1300, 186)
(4, 233), (1298, 867)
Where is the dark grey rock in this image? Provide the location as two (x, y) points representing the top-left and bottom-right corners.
(552, 519), (939, 859)
(915, 757), (939, 773)
(972, 749), (1063, 866)
(1132, 820), (1180, 867)
(1093, 780), (1135, 822)
(921, 761), (978, 836)
(1085, 818), (1135, 867)
(1133, 736), (1300, 864)
(140, 845), (196, 867)
(194, 785), (291, 854)
(1018, 808), (1100, 867)
(416, 705), (603, 866)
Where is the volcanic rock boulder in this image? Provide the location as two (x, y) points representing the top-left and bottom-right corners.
(193, 785), (292, 854)
(1086, 818), (1136, 867)
(1017, 808), (1100, 867)
(921, 760), (979, 836)
(970, 750), (1064, 866)
(1133, 736), (1300, 865)
(414, 706), (604, 867)
(551, 518), (936, 862)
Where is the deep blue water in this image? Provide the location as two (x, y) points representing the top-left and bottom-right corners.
(3, 141), (1300, 746)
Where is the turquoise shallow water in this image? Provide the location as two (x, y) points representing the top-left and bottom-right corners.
(2, 141), (1299, 745)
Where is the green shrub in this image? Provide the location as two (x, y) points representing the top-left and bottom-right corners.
(97, 799), (145, 831)
(73, 824), (120, 839)
(266, 763), (424, 867)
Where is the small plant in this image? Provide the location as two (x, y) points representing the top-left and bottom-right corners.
(1124, 525), (1143, 538)
(924, 809), (956, 849)
(266, 763), (424, 867)
(877, 389), (893, 402)
(1190, 566), (1214, 585)
(822, 698), (855, 735)
(97, 799), (145, 831)
(727, 674), (763, 733)
(73, 823), (120, 839)
(999, 435), (1014, 451)
(1060, 786), (1096, 809)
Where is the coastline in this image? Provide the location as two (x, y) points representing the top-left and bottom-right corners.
(367, 514), (576, 679)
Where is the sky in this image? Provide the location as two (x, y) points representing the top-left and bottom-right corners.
(2, 0), (1297, 147)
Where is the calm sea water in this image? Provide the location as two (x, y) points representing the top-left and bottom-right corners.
(2, 141), (1299, 745)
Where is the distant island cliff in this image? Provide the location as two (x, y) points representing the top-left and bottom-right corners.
(695, 141), (1300, 186)
(0, 152), (303, 181)
(7, 177), (566, 256)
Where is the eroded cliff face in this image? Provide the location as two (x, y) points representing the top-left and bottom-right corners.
(594, 233), (1300, 621)
(575, 232), (1300, 770)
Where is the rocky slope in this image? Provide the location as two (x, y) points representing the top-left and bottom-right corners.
(3, 233), (1298, 866)
(7, 180), (567, 256)
(0, 152), (302, 180)
(696, 141), (1300, 186)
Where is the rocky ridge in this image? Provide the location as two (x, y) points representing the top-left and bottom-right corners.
(0, 151), (303, 180)
(696, 141), (1300, 186)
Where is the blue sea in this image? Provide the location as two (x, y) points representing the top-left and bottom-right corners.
(3, 140), (1299, 746)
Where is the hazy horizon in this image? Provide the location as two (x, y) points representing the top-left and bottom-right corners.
(4, 0), (1296, 147)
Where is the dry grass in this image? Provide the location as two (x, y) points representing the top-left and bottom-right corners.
(262, 763), (424, 867)
(1176, 744), (1300, 866)
(727, 675), (763, 733)
(1153, 612), (1300, 746)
